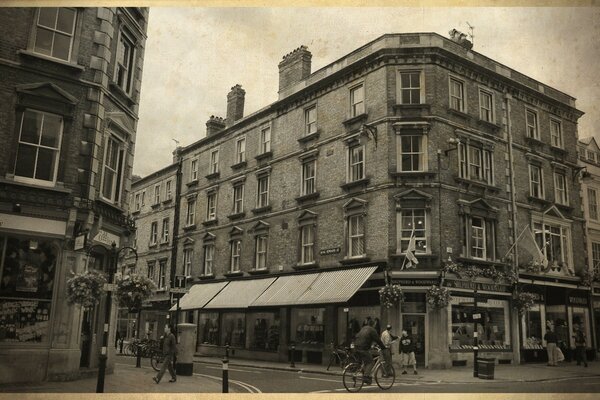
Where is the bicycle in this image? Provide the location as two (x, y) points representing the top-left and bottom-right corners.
(342, 346), (395, 392)
(326, 342), (358, 371)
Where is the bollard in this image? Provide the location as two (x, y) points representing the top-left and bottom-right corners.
(136, 345), (142, 368)
(222, 345), (229, 393)
(290, 342), (296, 368)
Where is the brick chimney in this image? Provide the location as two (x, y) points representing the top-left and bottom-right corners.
(226, 84), (245, 127)
(206, 115), (226, 136)
(278, 45), (311, 92)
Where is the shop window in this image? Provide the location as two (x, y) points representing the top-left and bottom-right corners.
(14, 109), (63, 187)
(248, 311), (280, 351)
(571, 307), (591, 348)
(337, 306), (381, 345)
(0, 236), (58, 343)
(521, 304), (544, 349)
(291, 308), (325, 345)
(449, 296), (511, 351)
(33, 7), (77, 61)
(197, 312), (219, 345)
(401, 292), (427, 313)
(546, 305), (569, 348)
(221, 312), (246, 348)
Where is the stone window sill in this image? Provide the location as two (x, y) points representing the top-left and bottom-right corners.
(550, 146), (568, 156)
(162, 198), (173, 204)
(391, 171), (436, 179)
(340, 178), (370, 191)
(18, 49), (85, 71)
(295, 192), (320, 203)
(227, 212), (246, 220)
(298, 131), (320, 144)
(248, 269), (269, 275)
(524, 136), (544, 146)
(527, 196), (551, 206)
(197, 274), (215, 281)
(454, 177), (500, 192)
(205, 172), (220, 180)
(151, 203), (160, 209)
(231, 161), (247, 170)
(342, 112), (368, 127)
(183, 224), (196, 231)
(186, 180), (199, 187)
(224, 271), (243, 278)
(293, 262), (319, 271)
(340, 256), (371, 265)
(477, 119), (501, 132)
(202, 219), (218, 227)
(448, 108), (470, 120)
(252, 205), (272, 214)
(255, 151), (273, 162)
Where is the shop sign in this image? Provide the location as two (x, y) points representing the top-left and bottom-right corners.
(393, 278), (439, 286)
(174, 275), (187, 288)
(0, 212), (66, 236)
(74, 234), (87, 251)
(92, 229), (120, 248)
(319, 247), (341, 256)
(445, 279), (511, 293)
(529, 292), (545, 303)
(594, 300), (600, 309)
(568, 296), (588, 306)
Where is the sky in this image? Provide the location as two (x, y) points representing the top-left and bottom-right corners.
(133, 7), (600, 177)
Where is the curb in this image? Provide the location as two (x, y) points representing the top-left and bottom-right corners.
(192, 359), (600, 384)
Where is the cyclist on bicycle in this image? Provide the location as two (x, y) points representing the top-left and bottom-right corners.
(353, 318), (386, 385)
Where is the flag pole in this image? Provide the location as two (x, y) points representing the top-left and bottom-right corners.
(502, 225), (529, 261)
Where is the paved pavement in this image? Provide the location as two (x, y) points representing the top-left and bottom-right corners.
(193, 353), (600, 384)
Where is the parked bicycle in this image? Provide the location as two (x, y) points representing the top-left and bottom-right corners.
(342, 345), (395, 392)
(326, 341), (358, 371)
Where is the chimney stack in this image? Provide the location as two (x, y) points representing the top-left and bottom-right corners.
(278, 45), (312, 92)
(226, 84), (245, 127)
(206, 115), (226, 137)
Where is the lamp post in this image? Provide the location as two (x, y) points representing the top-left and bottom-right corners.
(89, 242), (138, 393)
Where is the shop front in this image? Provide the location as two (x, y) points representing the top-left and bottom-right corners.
(593, 286), (600, 354)
(175, 265), (379, 365)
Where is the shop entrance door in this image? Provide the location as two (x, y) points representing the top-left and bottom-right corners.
(79, 309), (93, 368)
(401, 314), (426, 367)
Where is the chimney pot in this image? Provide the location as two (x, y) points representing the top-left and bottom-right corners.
(226, 84), (245, 127)
(278, 45), (312, 93)
(206, 115), (226, 136)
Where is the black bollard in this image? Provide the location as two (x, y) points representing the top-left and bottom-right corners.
(222, 344), (229, 393)
(290, 342), (296, 368)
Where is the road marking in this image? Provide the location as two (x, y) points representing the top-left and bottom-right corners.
(299, 376), (340, 383)
(205, 365), (261, 374)
(193, 372), (262, 393)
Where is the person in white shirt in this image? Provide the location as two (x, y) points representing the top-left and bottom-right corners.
(380, 324), (398, 376)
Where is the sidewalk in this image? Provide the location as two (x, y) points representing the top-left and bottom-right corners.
(0, 362), (236, 393)
(193, 354), (600, 384)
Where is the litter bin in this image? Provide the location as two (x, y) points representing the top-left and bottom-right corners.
(477, 358), (495, 380)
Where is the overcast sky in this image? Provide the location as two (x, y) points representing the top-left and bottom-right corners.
(133, 7), (600, 177)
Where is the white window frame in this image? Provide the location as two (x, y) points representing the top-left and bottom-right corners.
(166, 180), (172, 200)
(141, 191), (145, 206)
(588, 188), (598, 221)
(478, 88), (494, 123)
(348, 214), (365, 258)
(183, 248), (193, 277)
(348, 145), (365, 182)
(397, 209), (428, 254)
(301, 159), (316, 196)
(458, 142), (494, 185)
(449, 77), (465, 112)
(592, 242), (600, 275)
(190, 158), (198, 181)
(147, 262), (155, 282)
(210, 149), (219, 174)
(236, 137), (246, 164)
(186, 198), (196, 226)
(533, 219), (572, 272)
(529, 164), (544, 199)
(350, 83), (365, 117)
(257, 175), (270, 208)
(33, 7), (77, 62)
(150, 221), (158, 245)
(554, 172), (568, 205)
(203, 244), (214, 276)
(134, 193), (141, 211)
(550, 119), (563, 148)
(398, 70), (423, 105)
(158, 260), (166, 289)
(100, 133), (126, 204)
(305, 105), (317, 136)
(398, 135), (425, 172)
(300, 224), (315, 265)
(206, 192), (217, 220)
(230, 239), (241, 272)
(154, 184), (161, 205)
(260, 126), (271, 154)
(587, 150), (597, 163)
(255, 235), (268, 270)
(161, 218), (169, 243)
(114, 27), (136, 95)
(526, 108), (539, 140)
(471, 216), (486, 260)
(233, 184), (244, 214)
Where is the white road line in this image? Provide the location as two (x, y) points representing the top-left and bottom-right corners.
(193, 372), (262, 393)
(205, 366), (261, 374)
(298, 376), (340, 383)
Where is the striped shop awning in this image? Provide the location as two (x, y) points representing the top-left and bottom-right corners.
(169, 281), (229, 311)
(295, 266), (377, 305)
(203, 277), (277, 309)
(251, 273), (321, 307)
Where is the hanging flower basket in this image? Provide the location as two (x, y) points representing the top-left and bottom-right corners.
(513, 292), (537, 315)
(66, 270), (107, 308)
(442, 261), (518, 285)
(426, 285), (452, 309)
(379, 284), (404, 309)
(578, 269), (598, 287)
(115, 274), (156, 312)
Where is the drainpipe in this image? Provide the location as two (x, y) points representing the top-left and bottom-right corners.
(169, 148), (183, 333)
(505, 92), (521, 365)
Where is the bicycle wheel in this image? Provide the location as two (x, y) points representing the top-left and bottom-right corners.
(342, 363), (364, 393)
(151, 354), (163, 371)
(327, 353), (336, 371)
(374, 362), (395, 390)
(125, 343), (134, 356)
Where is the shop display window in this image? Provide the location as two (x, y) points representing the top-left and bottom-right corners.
(521, 304), (544, 349)
(198, 312), (219, 345)
(291, 308), (325, 345)
(337, 305), (381, 345)
(221, 312), (246, 348)
(571, 307), (591, 348)
(449, 296), (510, 351)
(247, 311), (280, 351)
(546, 305), (569, 348)
(0, 236), (58, 343)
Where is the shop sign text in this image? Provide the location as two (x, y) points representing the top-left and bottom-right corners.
(568, 296), (588, 306)
(445, 279), (510, 293)
(393, 278), (438, 286)
(319, 247), (341, 256)
(93, 229), (120, 248)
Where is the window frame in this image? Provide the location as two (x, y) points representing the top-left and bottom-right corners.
(260, 126), (271, 154)
(210, 149), (219, 174)
(166, 180), (172, 200)
(588, 187), (598, 221)
(257, 175), (270, 208)
(183, 248), (193, 277)
(186, 198), (196, 226)
(134, 193), (141, 211)
(529, 164), (544, 199)
(33, 7), (77, 62)
(526, 108), (539, 140)
(592, 242), (600, 275)
(347, 144), (365, 182)
(154, 184), (161, 205)
(397, 209), (428, 255)
(206, 191), (217, 221)
(398, 135), (425, 172)
(305, 105), (317, 136)
(158, 260), (166, 289)
(349, 83), (365, 118)
(550, 119), (563, 148)
(236, 136), (246, 164)
(190, 158), (198, 181)
(457, 141), (494, 185)
(100, 133), (127, 204)
(478, 88), (494, 123)
(533, 219), (572, 272)
(254, 235), (268, 270)
(398, 70), (423, 105)
(13, 108), (64, 187)
(114, 26), (137, 95)
(150, 221), (158, 245)
(449, 76), (465, 112)
(300, 224), (315, 265)
(233, 183), (244, 214)
(230, 239), (242, 272)
(161, 217), (169, 243)
(203, 244), (214, 276)
(301, 158), (317, 196)
(470, 216), (487, 260)
(348, 214), (366, 258)
(553, 171), (568, 205)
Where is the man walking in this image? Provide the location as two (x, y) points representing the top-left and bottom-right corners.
(399, 330), (417, 375)
(153, 324), (177, 383)
(573, 322), (588, 367)
(544, 326), (558, 366)
(353, 319), (386, 385)
(380, 324), (398, 376)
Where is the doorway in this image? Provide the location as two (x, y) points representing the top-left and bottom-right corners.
(401, 314), (426, 367)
